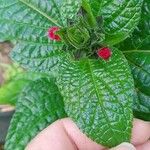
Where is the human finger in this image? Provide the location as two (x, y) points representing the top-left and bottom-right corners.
(131, 119), (150, 145)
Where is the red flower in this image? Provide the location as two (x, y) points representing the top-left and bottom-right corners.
(48, 27), (61, 41)
(98, 47), (112, 60)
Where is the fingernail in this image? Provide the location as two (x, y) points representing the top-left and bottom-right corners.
(110, 142), (136, 150)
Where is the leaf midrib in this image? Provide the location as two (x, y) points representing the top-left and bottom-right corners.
(100, 59), (129, 122)
(19, 0), (62, 27)
(87, 59), (119, 142)
(123, 50), (150, 53)
(0, 18), (48, 30)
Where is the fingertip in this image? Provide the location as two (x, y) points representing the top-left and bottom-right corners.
(136, 140), (150, 150)
(110, 142), (136, 150)
(61, 118), (104, 150)
(26, 119), (76, 150)
(131, 119), (150, 145)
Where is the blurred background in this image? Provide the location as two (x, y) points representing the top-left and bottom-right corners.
(0, 42), (13, 84)
(0, 42), (15, 149)
(0, 41), (42, 150)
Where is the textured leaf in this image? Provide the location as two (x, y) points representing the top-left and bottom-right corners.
(0, 0), (80, 73)
(60, 0), (81, 26)
(0, 0), (81, 39)
(86, 0), (103, 17)
(5, 78), (67, 150)
(133, 91), (150, 121)
(0, 72), (47, 105)
(118, 0), (150, 121)
(85, 0), (143, 45)
(123, 50), (150, 121)
(11, 42), (67, 74)
(119, 0), (150, 50)
(102, 0), (143, 45)
(57, 48), (134, 147)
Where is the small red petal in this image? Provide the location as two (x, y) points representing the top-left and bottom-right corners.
(98, 47), (112, 60)
(48, 26), (61, 41)
(54, 34), (61, 41)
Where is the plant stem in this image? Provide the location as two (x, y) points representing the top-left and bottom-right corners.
(81, 0), (97, 27)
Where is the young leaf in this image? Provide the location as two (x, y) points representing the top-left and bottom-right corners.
(123, 50), (150, 121)
(0, 72), (47, 105)
(86, 0), (143, 45)
(102, 0), (143, 45)
(0, 0), (80, 73)
(57, 48), (134, 148)
(85, 0), (104, 17)
(5, 77), (67, 150)
(119, 0), (150, 50)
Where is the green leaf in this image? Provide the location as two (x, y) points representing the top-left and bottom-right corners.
(118, 1), (150, 121)
(0, 72), (47, 105)
(133, 91), (150, 121)
(86, 0), (104, 17)
(134, 112), (150, 121)
(85, 0), (143, 45)
(81, 0), (97, 27)
(119, 0), (150, 50)
(61, 0), (81, 26)
(11, 42), (67, 75)
(5, 77), (67, 150)
(123, 50), (150, 121)
(57, 48), (134, 148)
(0, 0), (81, 39)
(0, 0), (80, 73)
(102, 0), (143, 45)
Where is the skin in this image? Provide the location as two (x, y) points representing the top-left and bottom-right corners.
(26, 118), (150, 150)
